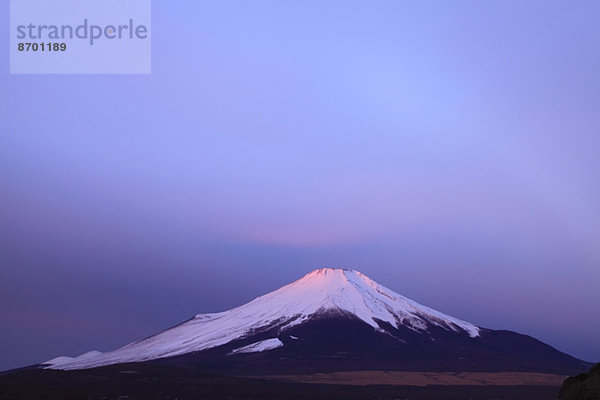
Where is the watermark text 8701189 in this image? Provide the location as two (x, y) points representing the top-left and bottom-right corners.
(18, 42), (67, 52)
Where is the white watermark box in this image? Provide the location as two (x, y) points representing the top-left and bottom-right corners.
(10, 0), (151, 74)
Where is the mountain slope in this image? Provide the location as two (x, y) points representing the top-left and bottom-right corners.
(44, 268), (589, 374)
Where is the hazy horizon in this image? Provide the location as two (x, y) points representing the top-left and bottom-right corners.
(2, 0), (599, 371)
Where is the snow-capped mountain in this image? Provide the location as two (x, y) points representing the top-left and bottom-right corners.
(44, 268), (588, 374)
(46, 268), (476, 370)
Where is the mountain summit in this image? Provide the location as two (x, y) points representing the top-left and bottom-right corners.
(44, 268), (588, 374)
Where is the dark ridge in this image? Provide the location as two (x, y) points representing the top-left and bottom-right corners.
(559, 362), (600, 400)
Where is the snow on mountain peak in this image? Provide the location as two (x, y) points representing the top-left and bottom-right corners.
(261, 267), (479, 337)
(46, 268), (479, 370)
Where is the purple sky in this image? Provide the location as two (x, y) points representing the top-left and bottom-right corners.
(2, 1), (599, 371)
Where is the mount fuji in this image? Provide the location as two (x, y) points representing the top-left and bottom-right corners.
(43, 268), (588, 374)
